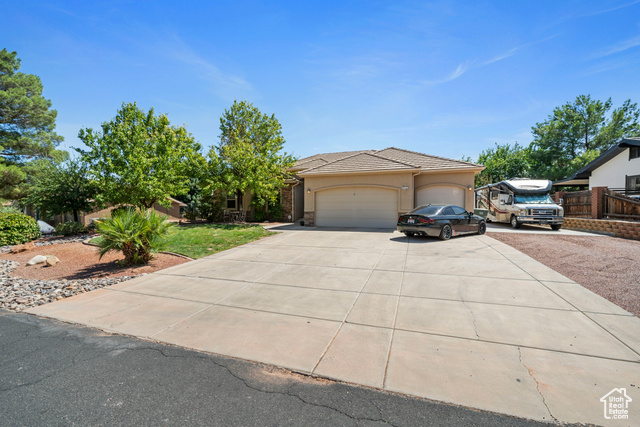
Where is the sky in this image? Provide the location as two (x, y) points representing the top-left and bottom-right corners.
(4, 0), (640, 162)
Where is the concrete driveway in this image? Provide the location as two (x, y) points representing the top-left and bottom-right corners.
(27, 227), (640, 426)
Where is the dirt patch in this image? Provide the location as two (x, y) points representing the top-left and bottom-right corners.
(0, 242), (189, 280)
(488, 232), (640, 317)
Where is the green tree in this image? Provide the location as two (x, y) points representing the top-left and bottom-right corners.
(473, 143), (531, 187)
(77, 102), (204, 209)
(206, 100), (295, 210)
(21, 159), (97, 222)
(0, 48), (63, 199)
(529, 95), (640, 181)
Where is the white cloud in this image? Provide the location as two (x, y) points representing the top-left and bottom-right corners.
(163, 35), (253, 99)
(591, 35), (640, 59)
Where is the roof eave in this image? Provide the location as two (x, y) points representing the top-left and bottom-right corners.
(299, 168), (421, 177)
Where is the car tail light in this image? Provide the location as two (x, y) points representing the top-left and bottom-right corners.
(418, 217), (434, 224)
(398, 216), (405, 222)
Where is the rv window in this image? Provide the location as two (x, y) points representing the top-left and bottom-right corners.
(490, 191), (498, 200)
(514, 194), (554, 204)
(507, 195), (513, 205)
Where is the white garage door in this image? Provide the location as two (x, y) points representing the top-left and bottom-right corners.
(315, 187), (398, 228)
(416, 185), (465, 207)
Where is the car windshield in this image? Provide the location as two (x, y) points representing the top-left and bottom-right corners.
(408, 205), (443, 215)
(514, 194), (555, 204)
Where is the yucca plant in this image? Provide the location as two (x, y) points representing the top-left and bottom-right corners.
(96, 208), (175, 265)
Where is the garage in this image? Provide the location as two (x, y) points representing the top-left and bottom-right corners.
(315, 187), (398, 228)
(416, 185), (465, 207)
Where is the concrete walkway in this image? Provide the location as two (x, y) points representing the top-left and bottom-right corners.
(27, 229), (640, 426)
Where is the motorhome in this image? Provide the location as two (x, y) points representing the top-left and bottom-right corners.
(475, 179), (564, 230)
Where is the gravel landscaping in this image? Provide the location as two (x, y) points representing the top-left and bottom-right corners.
(488, 232), (640, 317)
(0, 240), (189, 312)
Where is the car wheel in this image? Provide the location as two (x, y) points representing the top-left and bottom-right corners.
(439, 224), (452, 240)
(510, 215), (521, 229)
(404, 231), (415, 237)
(477, 221), (486, 235)
(550, 224), (562, 231)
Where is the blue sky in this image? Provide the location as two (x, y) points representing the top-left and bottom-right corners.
(4, 1), (640, 161)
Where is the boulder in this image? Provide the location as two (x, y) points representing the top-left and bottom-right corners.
(10, 242), (35, 253)
(38, 220), (55, 234)
(45, 256), (60, 267)
(26, 255), (48, 266)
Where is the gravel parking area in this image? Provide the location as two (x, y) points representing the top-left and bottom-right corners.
(488, 232), (640, 317)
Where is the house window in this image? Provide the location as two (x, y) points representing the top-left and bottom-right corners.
(626, 175), (640, 191)
(630, 146), (640, 160)
(226, 195), (237, 209)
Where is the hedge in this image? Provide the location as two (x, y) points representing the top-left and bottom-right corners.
(0, 213), (41, 246)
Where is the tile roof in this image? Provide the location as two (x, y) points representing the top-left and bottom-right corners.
(375, 147), (481, 170)
(294, 147), (482, 175)
(298, 152), (419, 176)
(291, 150), (375, 170)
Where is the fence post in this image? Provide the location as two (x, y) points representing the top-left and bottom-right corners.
(591, 187), (608, 219)
(554, 191), (567, 205)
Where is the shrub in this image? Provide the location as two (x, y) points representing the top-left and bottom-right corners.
(0, 205), (21, 214)
(252, 200), (284, 222)
(55, 221), (87, 236)
(96, 208), (175, 265)
(0, 212), (41, 246)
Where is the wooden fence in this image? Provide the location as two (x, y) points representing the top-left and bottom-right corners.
(562, 191), (592, 218)
(604, 190), (640, 221)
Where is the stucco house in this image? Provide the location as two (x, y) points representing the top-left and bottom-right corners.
(554, 137), (640, 192)
(279, 147), (484, 228)
(39, 198), (187, 226)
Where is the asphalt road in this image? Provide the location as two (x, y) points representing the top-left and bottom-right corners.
(0, 309), (556, 427)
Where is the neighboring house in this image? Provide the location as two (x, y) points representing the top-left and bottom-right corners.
(279, 147), (484, 228)
(81, 198), (187, 225)
(29, 198), (187, 226)
(554, 137), (640, 192)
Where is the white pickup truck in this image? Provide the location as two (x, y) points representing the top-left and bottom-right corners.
(475, 179), (564, 230)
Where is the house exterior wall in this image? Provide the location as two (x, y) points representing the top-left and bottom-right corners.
(590, 148), (640, 189)
(413, 171), (476, 211)
(303, 171), (415, 214)
(280, 184), (294, 222)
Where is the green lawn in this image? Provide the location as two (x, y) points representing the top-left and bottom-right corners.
(91, 223), (276, 259)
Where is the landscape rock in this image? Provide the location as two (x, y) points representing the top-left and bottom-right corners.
(26, 255), (48, 266)
(1, 235), (92, 254)
(10, 242), (35, 254)
(45, 256), (60, 267)
(0, 259), (140, 312)
(38, 220), (55, 234)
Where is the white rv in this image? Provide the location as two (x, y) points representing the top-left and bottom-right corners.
(475, 179), (564, 230)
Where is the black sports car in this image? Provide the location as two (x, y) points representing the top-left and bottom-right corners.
(397, 204), (486, 240)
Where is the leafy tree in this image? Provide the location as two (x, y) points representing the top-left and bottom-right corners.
(529, 95), (640, 180)
(21, 159), (97, 222)
(0, 48), (64, 199)
(473, 143), (531, 187)
(206, 100), (295, 210)
(77, 102), (204, 209)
